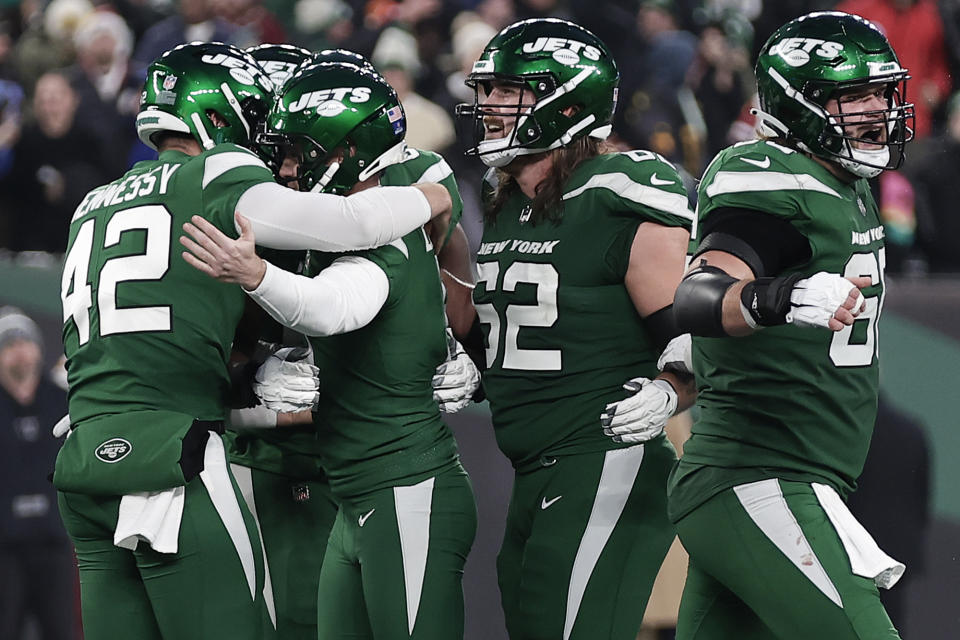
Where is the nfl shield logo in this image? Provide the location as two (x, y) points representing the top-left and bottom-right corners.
(162, 75), (177, 90)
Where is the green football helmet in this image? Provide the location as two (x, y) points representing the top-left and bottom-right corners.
(258, 62), (406, 194)
(314, 48), (377, 75)
(456, 18), (619, 167)
(755, 11), (914, 178)
(137, 42), (275, 150)
(247, 43), (313, 89)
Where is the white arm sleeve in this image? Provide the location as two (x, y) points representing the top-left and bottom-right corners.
(246, 256), (389, 336)
(236, 182), (430, 252)
(228, 406), (278, 429)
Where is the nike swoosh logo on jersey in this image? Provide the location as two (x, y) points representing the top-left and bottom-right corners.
(541, 495), (562, 510)
(740, 156), (771, 169)
(358, 508), (375, 527)
(649, 173), (675, 186)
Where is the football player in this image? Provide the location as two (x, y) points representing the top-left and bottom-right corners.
(669, 12), (913, 639)
(222, 46), (476, 640)
(454, 17), (696, 640)
(55, 42), (452, 640)
(181, 61), (479, 640)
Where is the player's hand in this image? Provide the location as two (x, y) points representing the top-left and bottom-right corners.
(601, 377), (677, 444)
(657, 333), (692, 375)
(254, 347), (320, 413)
(52, 413), (71, 438)
(787, 273), (870, 331)
(432, 332), (481, 413)
(180, 213), (266, 290)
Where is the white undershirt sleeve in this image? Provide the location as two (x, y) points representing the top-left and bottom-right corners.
(246, 256), (390, 336)
(236, 182), (430, 252)
(228, 406), (279, 429)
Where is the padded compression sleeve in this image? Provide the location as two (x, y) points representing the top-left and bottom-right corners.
(246, 257), (389, 337)
(237, 182), (430, 252)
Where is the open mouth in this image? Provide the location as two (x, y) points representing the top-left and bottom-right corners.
(484, 119), (507, 139)
(854, 125), (885, 149)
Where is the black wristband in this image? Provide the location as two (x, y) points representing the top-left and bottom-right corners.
(739, 273), (804, 326)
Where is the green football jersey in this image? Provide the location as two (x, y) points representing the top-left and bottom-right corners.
(304, 228), (456, 500)
(381, 146), (463, 229)
(473, 151), (693, 467)
(669, 139), (887, 521)
(62, 144), (276, 427)
(226, 148), (463, 480)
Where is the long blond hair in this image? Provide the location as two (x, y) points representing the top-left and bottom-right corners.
(485, 136), (616, 226)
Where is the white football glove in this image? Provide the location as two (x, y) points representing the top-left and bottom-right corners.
(787, 272), (865, 329)
(601, 377), (677, 444)
(52, 413), (71, 438)
(432, 333), (481, 414)
(657, 333), (692, 375)
(253, 346), (320, 413)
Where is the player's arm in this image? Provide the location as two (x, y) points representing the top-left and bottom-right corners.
(435, 224), (477, 341)
(235, 181), (452, 252)
(601, 221), (695, 444)
(181, 214), (389, 336)
(674, 208), (869, 336)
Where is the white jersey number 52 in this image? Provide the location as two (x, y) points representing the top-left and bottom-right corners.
(475, 261), (561, 371)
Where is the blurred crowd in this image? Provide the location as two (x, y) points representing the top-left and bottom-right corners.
(0, 0), (958, 273)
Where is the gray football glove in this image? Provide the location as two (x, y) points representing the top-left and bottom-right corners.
(254, 346), (320, 413)
(601, 377), (677, 444)
(432, 332), (481, 413)
(657, 333), (692, 375)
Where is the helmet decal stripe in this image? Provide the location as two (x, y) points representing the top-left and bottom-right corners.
(220, 82), (250, 138)
(767, 67), (828, 119)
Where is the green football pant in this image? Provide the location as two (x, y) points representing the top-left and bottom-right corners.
(674, 479), (901, 640)
(498, 441), (676, 640)
(316, 465), (477, 639)
(231, 463), (338, 640)
(58, 474), (272, 640)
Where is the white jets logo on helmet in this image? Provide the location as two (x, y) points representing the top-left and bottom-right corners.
(522, 37), (601, 61)
(260, 60), (300, 86)
(289, 87), (372, 113)
(769, 38), (843, 67)
(200, 53), (268, 88)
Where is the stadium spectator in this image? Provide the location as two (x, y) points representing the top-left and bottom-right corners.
(67, 10), (143, 174)
(0, 307), (75, 640)
(685, 11), (753, 167)
(834, 0), (951, 138)
(132, 0), (237, 73)
(0, 70), (106, 253)
(373, 26), (455, 153)
(906, 91), (960, 272)
(614, 0), (698, 166)
(9, 0), (89, 93)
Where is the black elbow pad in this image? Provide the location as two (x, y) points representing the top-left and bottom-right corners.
(674, 264), (738, 337)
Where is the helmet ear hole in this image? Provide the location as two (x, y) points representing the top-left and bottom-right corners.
(206, 110), (229, 128)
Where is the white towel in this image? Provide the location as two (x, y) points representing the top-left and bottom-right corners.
(812, 483), (905, 589)
(114, 486), (186, 554)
